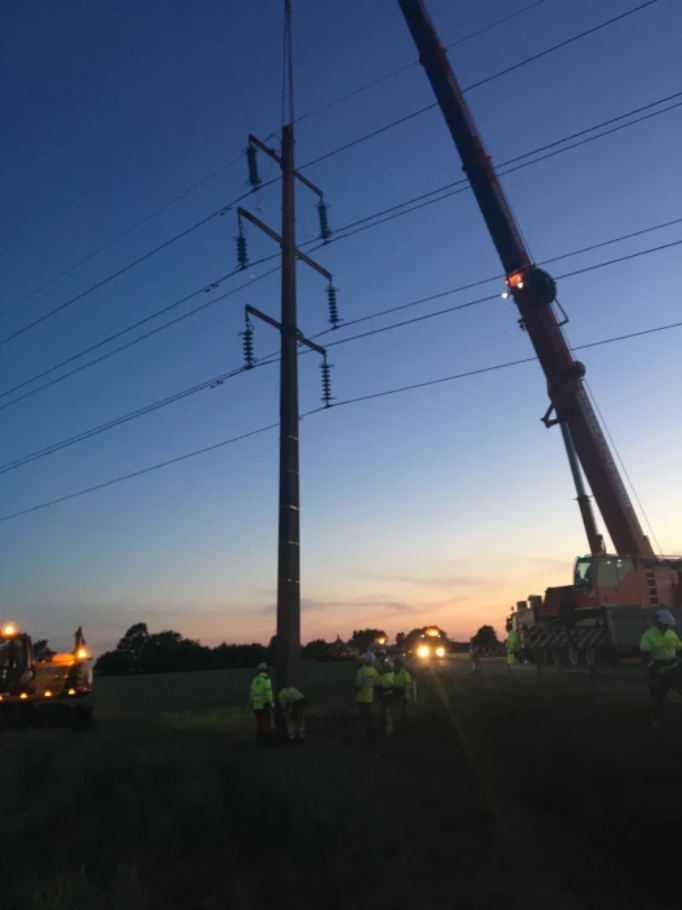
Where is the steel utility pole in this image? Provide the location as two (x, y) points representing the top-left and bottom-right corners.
(235, 1), (338, 687)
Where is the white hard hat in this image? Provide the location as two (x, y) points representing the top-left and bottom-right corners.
(363, 652), (376, 663)
(257, 662), (268, 671)
(655, 609), (676, 627)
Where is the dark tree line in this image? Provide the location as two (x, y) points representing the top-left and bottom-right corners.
(37, 623), (491, 675)
(94, 624), (362, 676)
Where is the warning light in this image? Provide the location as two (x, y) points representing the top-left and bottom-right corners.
(77, 648), (87, 660)
(68, 689), (77, 696)
(45, 691), (53, 698)
(3, 624), (16, 636)
(19, 693), (28, 700)
(507, 271), (526, 291)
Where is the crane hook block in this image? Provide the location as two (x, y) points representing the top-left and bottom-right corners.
(512, 267), (556, 308)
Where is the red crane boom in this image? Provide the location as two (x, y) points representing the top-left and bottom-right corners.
(396, 0), (653, 558)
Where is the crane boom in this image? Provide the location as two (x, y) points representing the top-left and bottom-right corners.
(396, 0), (653, 558)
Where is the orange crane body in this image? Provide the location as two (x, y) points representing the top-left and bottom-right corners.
(396, 0), (681, 658)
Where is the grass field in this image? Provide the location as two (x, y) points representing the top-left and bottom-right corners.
(2, 662), (682, 909)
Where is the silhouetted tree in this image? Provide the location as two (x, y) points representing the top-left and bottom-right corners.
(33, 639), (55, 661)
(348, 629), (387, 654)
(302, 638), (330, 661)
(403, 628), (425, 652)
(117, 623), (150, 663)
(471, 625), (498, 646)
(395, 631), (406, 650)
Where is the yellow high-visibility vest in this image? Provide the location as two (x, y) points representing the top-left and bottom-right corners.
(250, 672), (274, 710)
(355, 665), (380, 704)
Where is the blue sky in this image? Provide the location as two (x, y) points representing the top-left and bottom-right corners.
(1, 0), (680, 652)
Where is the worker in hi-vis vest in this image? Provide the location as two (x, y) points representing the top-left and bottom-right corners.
(393, 657), (414, 727)
(505, 619), (522, 667)
(249, 663), (275, 745)
(640, 609), (682, 730)
(355, 652), (381, 741)
(279, 685), (307, 742)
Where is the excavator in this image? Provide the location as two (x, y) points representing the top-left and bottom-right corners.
(396, 1), (681, 665)
(0, 623), (93, 725)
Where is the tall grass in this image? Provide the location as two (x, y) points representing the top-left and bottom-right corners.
(1, 664), (679, 908)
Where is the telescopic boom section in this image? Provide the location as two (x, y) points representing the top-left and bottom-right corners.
(396, 0), (653, 558)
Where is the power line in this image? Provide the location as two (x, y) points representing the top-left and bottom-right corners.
(1, 316), (679, 525)
(330, 320), (682, 410)
(0, 152), (248, 319)
(4, 1), (549, 317)
(4, 83), (673, 369)
(320, 239), (682, 349)
(0, 423), (279, 525)
(0, 266), (281, 415)
(294, 0), (550, 126)
(300, 0), (662, 170)
(316, 215), (682, 336)
(2, 96), (677, 412)
(313, 95), (682, 247)
(1, 222), (679, 475)
(0, 180), (278, 344)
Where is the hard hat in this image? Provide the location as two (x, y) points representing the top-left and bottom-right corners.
(363, 652), (376, 663)
(654, 609), (676, 627)
(257, 662), (268, 671)
(385, 660), (394, 671)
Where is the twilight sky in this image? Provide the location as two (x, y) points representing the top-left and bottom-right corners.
(1, 0), (680, 653)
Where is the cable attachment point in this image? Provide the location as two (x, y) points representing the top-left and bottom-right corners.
(241, 310), (255, 369)
(320, 354), (334, 408)
(326, 281), (340, 329)
(236, 214), (249, 270)
(246, 143), (262, 189)
(317, 198), (332, 243)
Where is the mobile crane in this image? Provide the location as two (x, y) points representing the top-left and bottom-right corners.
(396, 0), (681, 664)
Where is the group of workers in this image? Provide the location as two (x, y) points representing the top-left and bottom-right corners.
(354, 650), (414, 741)
(249, 662), (307, 746)
(248, 649), (415, 745)
(503, 609), (682, 730)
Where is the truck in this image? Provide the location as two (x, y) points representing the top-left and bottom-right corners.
(0, 623), (94, 726)
(396, 0), (681, 665)
(407, 626), (448, 660)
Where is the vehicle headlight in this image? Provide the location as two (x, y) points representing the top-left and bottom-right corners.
(417, 645), (430, 658)
(435, 646), (445, 657)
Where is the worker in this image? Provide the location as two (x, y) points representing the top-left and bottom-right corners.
(393, 656), (413, 728)
(640, 609), (682, 730)
(505, 620), (522, 668)
(279, 685), (307, 742)
(379, 659), (396, 736)
(355, 651), (381, 741)
(250, 662), (275, 745)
